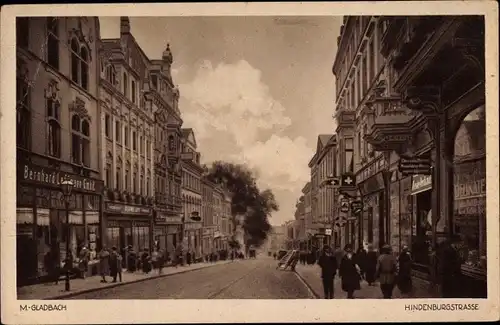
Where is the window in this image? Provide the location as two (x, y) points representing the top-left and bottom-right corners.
(140, 136), (143, 154)
(350, 84), (355, 110)
(369, 40), (375, 82)
(106, 66), (116, 85)
(362, 56), (368, 97)
(125, 169), (130, 191)
(70, 38), (89, 90)
(124, 126), (129, 147)
(151, 75), (158, 90)
(47, 18), (59, 69)
(133, 172), (137, 193)
(16, 74), (30, 149)
(16, 18), (29, 48)
(345, 138), (354, 173)
(115, 121), (121, 143)
(168, 135), (176, 151)
(146, 140), (150, 157)
(363, 124), (368, 157)
(131, 80), (136, 103)
(116, 167), (121, 190)
(47, 98), (61, 157)
(105, 163), (112, 187)
(146, 177), (150, 196)
(105, 114), (111, 138)
(71, 114), (90, 166)
(123, 72), (128, 97)
(132, 131), (137, 151)
(140, 175), (144, 195)
(357, 69), (362, 106)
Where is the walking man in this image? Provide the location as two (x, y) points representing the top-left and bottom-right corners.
(318, 245), (338, 299)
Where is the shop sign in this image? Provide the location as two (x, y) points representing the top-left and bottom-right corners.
(155, 213), (182, 224)
(106, 203), (151, 215)
(411, 175), (432, 195)
(184, 222), (202, 230)
(20, 163), (104, 194)
(399, 155), (432, 176)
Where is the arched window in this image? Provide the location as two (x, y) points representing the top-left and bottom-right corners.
(47, 98), (61, 157)
(70, 38), (90, 90)
(16, 72), (30, 149)
(71, 114), (91, 166)
(47, 17), (59, 69)
(452, 104), (486, 270)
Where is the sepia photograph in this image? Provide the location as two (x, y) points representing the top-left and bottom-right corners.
(1, 1), (499, 324)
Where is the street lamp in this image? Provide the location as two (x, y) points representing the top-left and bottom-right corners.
(61, 179), (74, 292)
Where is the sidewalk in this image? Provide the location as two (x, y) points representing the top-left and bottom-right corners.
(295, 264), (439, 299)
(18, 260), (233, 300)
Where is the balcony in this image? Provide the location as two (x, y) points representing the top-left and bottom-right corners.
(364, 88), (418, 153)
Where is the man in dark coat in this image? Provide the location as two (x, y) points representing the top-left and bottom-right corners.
(439, 235), (463, 298)
(318, 245), (338, 299)
(354, 247), (368, 281)
(397, 245), (413, 295)
(339, 244), (361, 299)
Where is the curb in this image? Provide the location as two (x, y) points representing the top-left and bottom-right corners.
(43, 261), (233, 300)
(293, 270), (319, 299)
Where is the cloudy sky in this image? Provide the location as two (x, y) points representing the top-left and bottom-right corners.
(99, 16), (342, 226)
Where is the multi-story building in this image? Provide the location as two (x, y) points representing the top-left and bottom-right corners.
(16, 17), (104, 285)
(308, 134), (338, 247)
(294, 196), (306, 248)
(201, 176), (216, 256)
(99, 17), (156, 259)
(149, 42), (184, 256)
(302, 182), (313, 248)
(180, 128), (204, 258)
(220, 190), (233, 250)
(333, 16), (486, 297)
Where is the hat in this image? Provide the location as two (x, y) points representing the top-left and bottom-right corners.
(344, 244), (353, 251)
(111, 246), (117, 250)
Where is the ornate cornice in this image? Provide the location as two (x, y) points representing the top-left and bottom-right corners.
(403, 85), (441, 116)
(70, 97), (91, 121)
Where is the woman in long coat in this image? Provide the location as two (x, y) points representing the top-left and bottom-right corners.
(376, 245), (398, 299)
(365, 244), (378, 286)
(98, 247), (110, 283)
(339, 244), (361, 299)
(397, 245), (413, 295)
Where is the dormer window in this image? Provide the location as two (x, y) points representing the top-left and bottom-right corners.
(151, 75), (158, 90)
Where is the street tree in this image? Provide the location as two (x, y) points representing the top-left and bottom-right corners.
(205, 161), (279, 249)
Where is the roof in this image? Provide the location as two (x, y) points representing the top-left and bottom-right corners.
(181, 128), (193, 139)
(318, 134), (333, 147)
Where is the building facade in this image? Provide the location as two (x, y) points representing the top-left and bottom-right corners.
(16, 17), (104, 285)
(332, 16), (486, 297)
(98, 17), (155, 261)
(180, 128), (204, 259)
(201, 176), (216, 256)
(149, 43), (184, 257)
(308, 134), (338, 248)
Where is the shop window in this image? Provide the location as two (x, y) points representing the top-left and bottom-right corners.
(47, 98), (61, 157)
(452, 105), (486, 270)
(47, 18), (59, 70)
(16, 73), (31, 149)
(16, 17), (30, 49)
(107, 227), (120, 251)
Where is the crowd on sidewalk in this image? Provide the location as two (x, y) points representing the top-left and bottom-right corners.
(293, 236), (464, 299)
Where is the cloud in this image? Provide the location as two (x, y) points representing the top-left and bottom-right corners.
(177, 60), (313, 215)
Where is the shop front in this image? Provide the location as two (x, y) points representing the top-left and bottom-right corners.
(154, 211), (182, 257)
(202, 227), (214, 257)
(410, 174), (433, 267)
(16, 162), (104, 286)
(450, 104), (486, 297)
(358, 172), (385, 250)
(184, 221), (202, 260)
(213, 230), (222, 251)
(104, 202), (153, 263)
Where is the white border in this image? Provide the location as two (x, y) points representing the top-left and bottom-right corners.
(1, 2), (499, 324)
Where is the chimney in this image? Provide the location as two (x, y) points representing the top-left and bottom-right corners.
(120, 17), (130, 35)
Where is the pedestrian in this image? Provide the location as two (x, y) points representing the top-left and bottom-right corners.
(186, 251), (192, 265)
(439, 235), (463, 298)
(141, 248), (152, 274)
(98, 247), (110, 283)
(318, 245), (338, 299)
(428, 243), (440, 296)
(339, 244), (361, 299)
(78, 246), (90, 279)
(333, 246), (345, 267)
(397, 245), (413, 296)
(354, 247), (367, 281)
(116, 251), (123, 282)
(151, 247), (159, 271)
(365, 244), (378, 286)
(157, 249), (165, 275)
(127, 245), (137, 272)
(376, 244), (398, 299)
(109, 246), (120, 283)
(45, 245), (61, 285)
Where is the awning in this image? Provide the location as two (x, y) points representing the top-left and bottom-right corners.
(67, 211), (84, 224)
(86, 211), (99, 224)
(17, 207), (34, 224)
(36, 208), (50, 226)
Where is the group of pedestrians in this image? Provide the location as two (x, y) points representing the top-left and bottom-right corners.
(316, 243), (414, 299)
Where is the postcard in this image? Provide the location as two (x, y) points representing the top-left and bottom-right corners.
(1, 1), (499, 324)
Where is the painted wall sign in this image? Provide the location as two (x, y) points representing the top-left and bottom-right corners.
(106, 202), (151, 215)
(20, 163), (104, 194)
